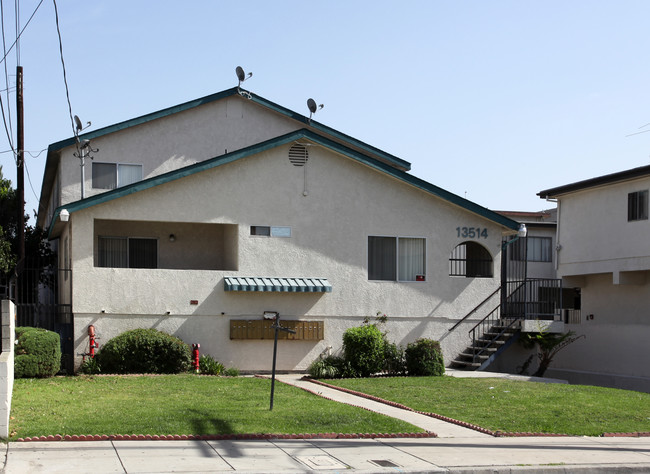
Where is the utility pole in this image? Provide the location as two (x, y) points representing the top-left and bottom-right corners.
(16, 66), (24, 263)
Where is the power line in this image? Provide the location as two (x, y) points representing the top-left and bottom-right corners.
(0, 0), (44, 66)
(52, 0), (76, 139)
(0, 0), (14, 161)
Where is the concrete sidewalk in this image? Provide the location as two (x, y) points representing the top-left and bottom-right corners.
(3, 435), (650, 473)
(2, 372), (650, 473)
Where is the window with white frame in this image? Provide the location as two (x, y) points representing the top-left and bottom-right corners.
(97, 236), (157, 268)
(628, 190), (648, 221)
(511, 236), (552, 262)
(368, 236), (426, 281)
(527, 237), (552, 262)
(92, 162), (143, 190)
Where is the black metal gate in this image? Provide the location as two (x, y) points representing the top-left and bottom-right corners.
(8, 256), (73, 373)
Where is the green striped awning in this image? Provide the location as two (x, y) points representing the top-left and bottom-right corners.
(224, 277), (332, 293)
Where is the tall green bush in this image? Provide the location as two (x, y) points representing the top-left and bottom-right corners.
(405, 338), (445, 376)
(96, 328), (191, 374)
(14, 327), (61, 378)
(342, 324), (385, 377)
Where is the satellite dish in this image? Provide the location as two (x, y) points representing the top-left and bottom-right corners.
(307, 98), (324, 120)
(236, 66), (246, 83)
(74, 115), (83, 133)
(236, 66), (252, 85)
(307, 99), (317, 114)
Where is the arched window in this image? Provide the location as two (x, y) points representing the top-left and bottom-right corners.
(449, 242), (493, 278)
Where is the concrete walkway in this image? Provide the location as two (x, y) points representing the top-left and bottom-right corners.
(2, 372), (650, 473)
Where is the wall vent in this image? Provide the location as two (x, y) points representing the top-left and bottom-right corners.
(288, 144), (309, 166)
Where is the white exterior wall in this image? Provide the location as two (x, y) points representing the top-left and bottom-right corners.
(67, 142), (507, 371)
(556, 176), (650, 278)
(56, 96), (302, 211)
(546, 176), (650, 392)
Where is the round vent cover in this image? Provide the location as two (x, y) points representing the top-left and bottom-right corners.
(288, 144), (308, 166)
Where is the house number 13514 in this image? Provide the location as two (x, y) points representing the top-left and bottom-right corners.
(456, 227), (488, 239)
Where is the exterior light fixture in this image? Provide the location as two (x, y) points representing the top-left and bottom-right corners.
(517, 223), (528, 238)
(263, 311), (278, 320)
(169, 234), (176, 242)
(60, 209), (70, 222)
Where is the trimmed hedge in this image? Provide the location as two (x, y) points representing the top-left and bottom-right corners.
(342, 324), (385, 377)
(14, 327), (61, 378)
(96, 328), (191, 374)
(405, 338), (445, 376)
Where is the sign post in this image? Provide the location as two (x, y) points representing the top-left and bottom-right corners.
(269, 314), (296, 411)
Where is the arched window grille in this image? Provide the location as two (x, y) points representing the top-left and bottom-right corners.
(449, 242), (493, 278)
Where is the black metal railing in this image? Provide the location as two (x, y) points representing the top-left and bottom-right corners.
(468, 278), (562, 364)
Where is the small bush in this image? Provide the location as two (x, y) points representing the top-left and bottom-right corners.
(96, 328), (191, 374)
(405, 338), (445, 376)
(14, 327), (61, 378)
(342, 324), (385, 377)
(308, 355), (344, 379)
(383, 341), (406, 375)
(223, 367), (239, 377)
(78, 357), (101, 375)
(199, 354), (224, 375)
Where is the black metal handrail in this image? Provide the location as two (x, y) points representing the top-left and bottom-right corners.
(467, 278), (563, 364)
(448, 286), (501, 332)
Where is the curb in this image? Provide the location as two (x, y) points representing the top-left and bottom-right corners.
(16, 431), (437, 442)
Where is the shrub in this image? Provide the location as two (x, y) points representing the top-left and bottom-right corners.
(383, 341), (406, 375)
(199, 354), (224, 375)
(14, 327), (61, 378)
(308, 355), (346, 379)
(78, 357), (101, 375)
(223, 367), (239, 377)
(405, 338), (445, 376)
(96, 328), (191, 374)
(342, 324), (385, 377)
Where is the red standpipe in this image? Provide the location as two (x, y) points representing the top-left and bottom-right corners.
(192, 343), (200, 373)
(87, 325), (99, 358)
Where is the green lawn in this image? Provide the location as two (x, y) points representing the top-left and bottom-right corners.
(324, 376), (650, 436)
(9, 375), (420, 439)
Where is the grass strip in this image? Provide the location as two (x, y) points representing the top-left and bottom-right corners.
(324, 376), (650, 436)
(9, 375), (421, 439)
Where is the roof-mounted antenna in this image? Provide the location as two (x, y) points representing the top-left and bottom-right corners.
(307, 98), (324, 123)
(236, 66), (253, 99)
(72, 114), (96, 200)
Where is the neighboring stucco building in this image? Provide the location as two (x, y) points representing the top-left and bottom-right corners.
(536, 166), (650, 392)
(37, 87), (520, 372)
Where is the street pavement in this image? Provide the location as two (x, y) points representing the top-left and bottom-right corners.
(2, 371), (649, 473)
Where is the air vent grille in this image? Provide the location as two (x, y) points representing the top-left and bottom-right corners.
(289, 144), (309, 166)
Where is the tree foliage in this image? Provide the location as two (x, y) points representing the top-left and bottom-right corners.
(519, 330), (585, 377)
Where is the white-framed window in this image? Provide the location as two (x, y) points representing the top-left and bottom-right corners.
(92, 162), (143, 190)
(449, 242), (493, 278)
(368, 236), (426, 282)
(628, 190), (648, 221)
(511, 236), (552, 262)
(250, 226), (292, 237)
(527, 237), (552, 262)
(97, 236), (157, 268)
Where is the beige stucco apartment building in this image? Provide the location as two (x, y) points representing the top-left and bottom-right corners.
(536, 167), (650, 392)
(37, 87), (520, 372)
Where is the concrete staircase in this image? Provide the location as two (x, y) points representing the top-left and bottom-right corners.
(450, 319), (521, 371)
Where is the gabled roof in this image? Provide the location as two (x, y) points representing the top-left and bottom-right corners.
(46, 87), (410, 172)
(47, 128), (519, 237)
(538, 165), (650, 199)
(39, 88), (413, 229)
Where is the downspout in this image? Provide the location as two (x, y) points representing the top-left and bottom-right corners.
(546, 198), (560, 271)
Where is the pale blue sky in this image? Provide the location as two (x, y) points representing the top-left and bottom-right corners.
(2, 1), (650, 222)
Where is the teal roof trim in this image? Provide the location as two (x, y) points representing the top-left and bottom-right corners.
(48, 128), (518, 237)
(47, 87), (410, 172)
(224, 277), (332, 293)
